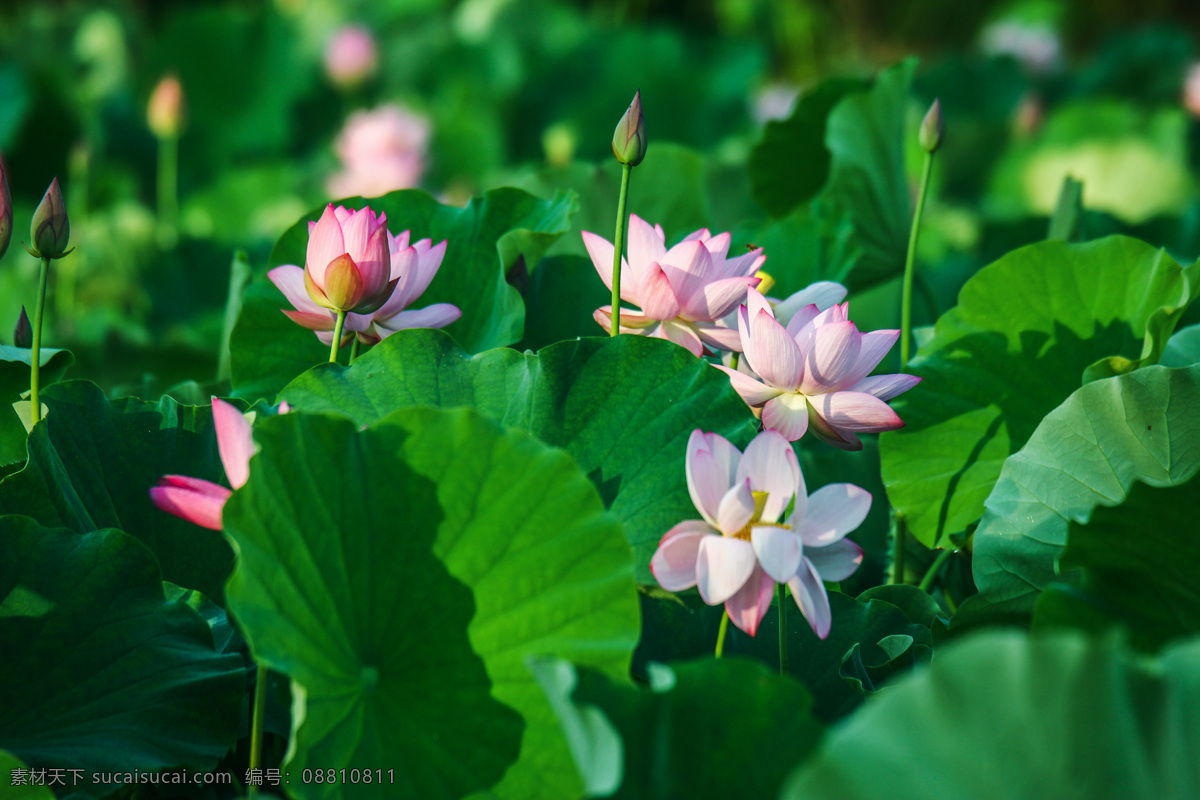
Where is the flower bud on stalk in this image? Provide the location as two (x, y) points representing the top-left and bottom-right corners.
(28, 177), (72, 260)
(919, 98), (944, 153)
(612, 90), (647, 167)
(147, 74), (186, 139)
(0, 157), (11, 260)
(14, 307), (31, 348)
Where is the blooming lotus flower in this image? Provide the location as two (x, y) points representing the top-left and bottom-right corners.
(150, 399), (258, 530)
(650, 429), (868, 638)
(270, 225), (458, 346)
(585, 215), (764, 356)
(327, 104), (430, 199)
(716, 288), (920, 449)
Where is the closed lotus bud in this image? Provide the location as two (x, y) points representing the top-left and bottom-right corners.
(920, 98), (944, 153)
(612, 90), (646, 167)
(325, 26), (378, 89)
(0, 157), (10, 260)
(14, 306), (31, 348)
(30, 177), (71, 259)
(147, 74), (186, 139)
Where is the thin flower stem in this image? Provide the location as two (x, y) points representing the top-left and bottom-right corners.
(349, 337), (360, 363)
(777, 582), (789, 675)
(900, 151), (935, 366)
(329, 310), (347, 364)
(918, 548), (954, 593)
(714, 611), (730, 659)
(729, 352), (739, 371)
(157, 134), (179, 249)
(609, 163), (632, 337)
(889, 514), (908, 585)
(30, 256), (50, 424)
(248, 663), (269, 797)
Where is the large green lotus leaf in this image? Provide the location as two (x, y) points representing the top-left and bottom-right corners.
(531, 656), (824, 800)
(732, 201), (860, 300)
(968, 365), (1200, 620)
(230, 187), (577, 402)
(224, 407), (640, 800)
(0, 381), (235, 602)
(0, 345), (74, 468)
(822, 59), (915, 291)
(0, 750), (54, 799)
(782, 630), (1200, 800)
(1034, 473), (1200, 650)
(0, 519), (244, 796)
(278, 330), (757, 583)
(881, 237), (1200, 548)
(1162, 322), (1200, 366)
(633, 585), (936, 723)
(516, 255), (611, 351)
(749, 78), (869, 219)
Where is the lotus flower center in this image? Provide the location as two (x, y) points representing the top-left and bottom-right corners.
(730, 490), (790, 541)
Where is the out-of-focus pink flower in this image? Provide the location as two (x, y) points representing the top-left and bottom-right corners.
(650, 429), (868, 638)
(980, 20), (1061, 74)
(147, 74), (186, 138)
(270, 225), (458, 346)
(585, 214), (764, 356)
(150, 398), (258, 530)
(327, 104), (430, 199)
(324, 26), (378, 89)
(715, 287), (920, 449)
(269, 204), (396, 331)
(1185, 63), (1200, 118)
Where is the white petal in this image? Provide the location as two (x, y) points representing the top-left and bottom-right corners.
(789, 558), (832, 639)
(751, 526), (802, 583)
(798, 483), (872, 547)
(804, 538), (863, 582)
(735, 429), (798, 521)
(697, 536), (757, 605)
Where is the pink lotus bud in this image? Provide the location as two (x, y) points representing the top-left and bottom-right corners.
(147, 74), (186, 139)
(325, 26), (378, 89)
(0, 156), (10, 259)
(1185, 63), (1200, 118)
(920, 98), (943, 153)
(612, 90), (646, 167)
(14, 306), (31, 348)
(316, 253), (366, 311)
(30, 177), (71, 259)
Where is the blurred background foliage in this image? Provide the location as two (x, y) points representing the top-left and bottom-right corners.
(2, 0), (1200, 397)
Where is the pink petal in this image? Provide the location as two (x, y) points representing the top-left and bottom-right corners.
(582, 231), (634, 304)
(809, 391), (905, 433)
(212, 398), (255, 490)
(716, 479), (754, 537)
(269, 265), (326, 314)
(696, 535), (757, 605)
(685, 430), (739, 526)
(340, 206), (375, 264)
(150, 476), (231, 530)
(785, 303), (822, 338)
(804, 538), (864, 582)
(800, 320), (862, 394)
(776, 282), (848, 320)
(375, 304), (462, 335)
(650, 521), (712, 591)
(719, 248), (766, 280)
(761, 393), (811, 442)
(306, 205), (345, 288)
(712, 365), (785, 407)
(627, 214), (667, 272)
(695, 320), (743, 352)
(654, 319), (704, 356)
(747, 309), (804, 390)
(638, 263), (682, 321)
(661, 241), (715, 318)
(282, 309), (337, 331)
(355, 223), (392, 300)
(703, 231), (732, 262)
(681, 276), (754, 324)
(797, 483), (872, 547)
(593, 306), (658, 336)
(789, 558), (833, 639)
(751, 526), (802, 583)
(851, 373), (922, 401)
(805, 403), (864, 451)
(841, 329), (901, 387)
(735, 429), (801, 521)
(745, 286), (774, 321)
(724, 564), (775, 637)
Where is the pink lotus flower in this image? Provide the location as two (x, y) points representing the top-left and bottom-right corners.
(270, 224), (459, 346)
(324, 26), (378, 89)
(650, 429), (868, 638)
(715, 288), (920, 450)
(150, 399), (257, 530)
(584, 215), (764, 356)
(327, 104), (430, 199)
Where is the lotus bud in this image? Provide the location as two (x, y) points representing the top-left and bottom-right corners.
(29, 177), (71, 259)
(919, 98), (944, 153)
(0, 156), (10, 260)
(325, 26), (378, 89)
(147, 74), (186, 139)
(14, 306), (31, 348)
(316, 253), (365, 312)
(612, 90), (646, 167)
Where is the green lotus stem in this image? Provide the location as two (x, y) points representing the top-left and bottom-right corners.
(329, 310), (347, 364)
(730, 352), (739, 370)
(30, 256), (50, 424)
(248, 663), (269, 797)
(900, 151), (934, 366)
(715, 611), (730, 659)
(157, 134), (179, 249)
(610, 163), (632, 337)
(349, 337), (360, 363)
(918, 547), (954, 593)
(889, 514), (908, 585)
(777, 582), (788, 675)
